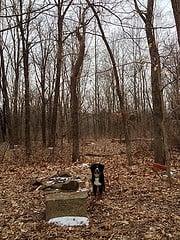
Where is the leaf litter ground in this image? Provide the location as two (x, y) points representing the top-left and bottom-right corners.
(0, 139), (180, 240)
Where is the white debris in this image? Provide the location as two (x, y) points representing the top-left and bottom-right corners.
(48, 216), (89, 226)
(79, 163), (90, 168)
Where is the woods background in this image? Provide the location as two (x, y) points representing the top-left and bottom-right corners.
(0, 0), (179, 163)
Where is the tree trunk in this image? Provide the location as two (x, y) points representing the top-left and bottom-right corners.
(146, 26), (168, 165)
(0, 107), (6, 141)
(13, 33), (20, 145)
(94, 20), (99, 140)
(23, 45), (31, 156)
(171, 0), (180, 47)
(18, 0), (31, 157)
(171, 0), (180, 148)
(49, 13), (63, 147)
(70, 19), (86, 162)
(134, 0), (169, 165)
(41, 68), (47, 147)
(0, 38), (13, 148)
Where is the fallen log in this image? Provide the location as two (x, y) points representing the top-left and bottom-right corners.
(83, 151), (126, 158)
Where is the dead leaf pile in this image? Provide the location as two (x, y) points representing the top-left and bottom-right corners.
(0, 139), (179, 239)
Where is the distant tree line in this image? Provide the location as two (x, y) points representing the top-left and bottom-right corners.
(0, 0), (179, 164)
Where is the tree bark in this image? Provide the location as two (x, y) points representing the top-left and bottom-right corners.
(0, 107), (6, 141)
(13, 29), (20, 145)
(134, 0), (169, 165)
(171, 0), (180, 47)
(17, 0), (31, 156)
(171, 0), (180, 148)
(0, 37), (13, 147)
(41, 67), (47, 147)
(0, 2), (13, 146)
(70, 15), (86, 162)
(49, 12), (63, 147)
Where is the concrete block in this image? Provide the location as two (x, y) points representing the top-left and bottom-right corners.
(45, 191), (88, 220)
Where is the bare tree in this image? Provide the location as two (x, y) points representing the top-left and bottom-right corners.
(70, 9), (86, 162)
(13, 0), (33, 156)
(134, 0), (169, 165)
(86, 0), (133, 165)
(0, 0), (13, 147)
(32, 21), (54, 147)
(12, 28), (21, 145)
(49, 0), (73, 147)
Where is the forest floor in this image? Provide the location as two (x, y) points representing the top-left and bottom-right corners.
(0, 139), (180, 240)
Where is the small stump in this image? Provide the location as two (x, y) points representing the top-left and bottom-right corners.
(45, 191), (88, 220)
